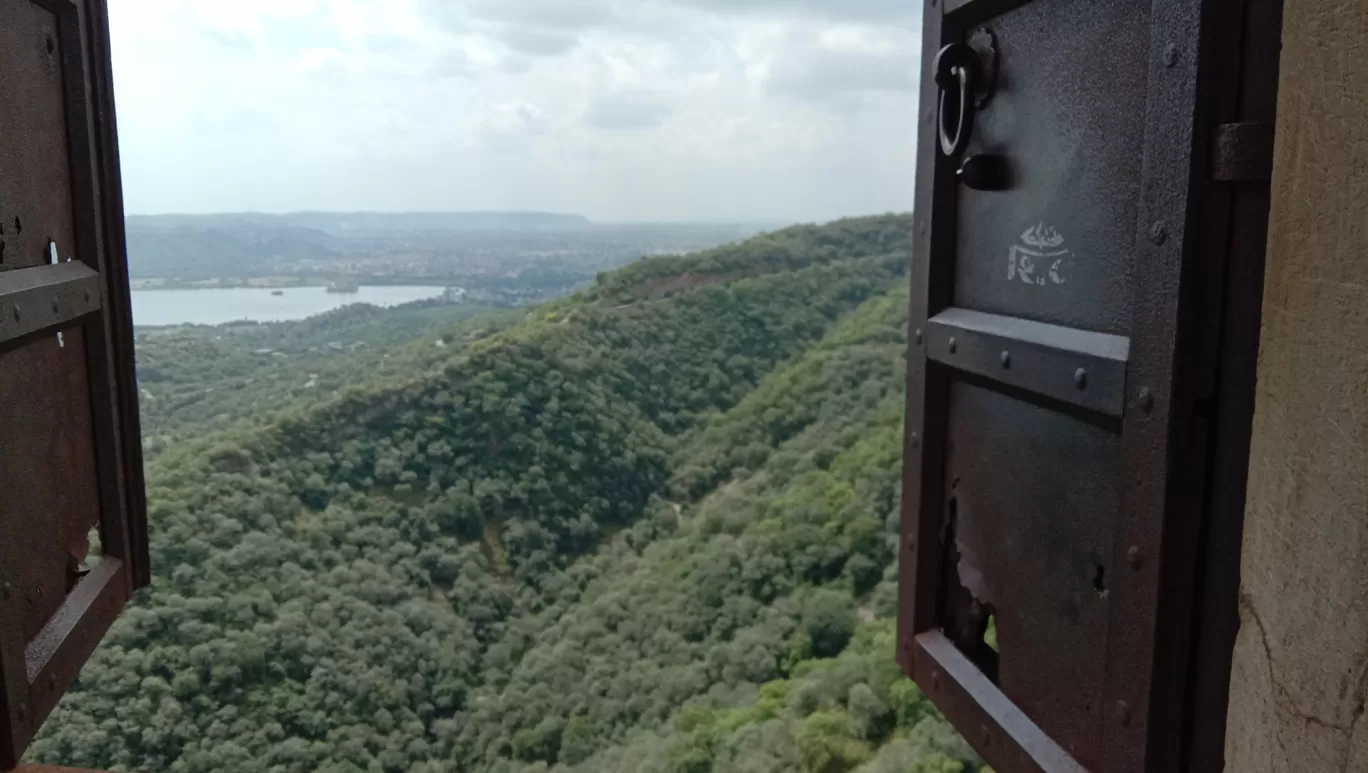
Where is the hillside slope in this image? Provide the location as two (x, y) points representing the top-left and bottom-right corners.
(32, 215), (980, 773)
(136, 301), (519, 449)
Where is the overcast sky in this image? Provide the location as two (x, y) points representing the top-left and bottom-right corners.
(110, 0), (921, 222)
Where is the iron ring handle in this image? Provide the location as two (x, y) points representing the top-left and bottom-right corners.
(938, 66), (974, 157)
(934, 42), (980, 158)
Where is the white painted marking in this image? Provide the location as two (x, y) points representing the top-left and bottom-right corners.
(1009, 222), (1071, 287)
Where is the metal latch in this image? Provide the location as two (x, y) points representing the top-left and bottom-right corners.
(1212, 121), (1274, 182)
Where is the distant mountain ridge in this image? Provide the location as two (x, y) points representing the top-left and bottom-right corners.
(122, 213), (764, 285)
(127, 211), (596, 234)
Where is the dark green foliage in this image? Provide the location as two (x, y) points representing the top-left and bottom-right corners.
(32, 215), (979, 773)
(136, 301), (520, 448)
(582, 214), (911, 304)
(804, 591), (859, 659)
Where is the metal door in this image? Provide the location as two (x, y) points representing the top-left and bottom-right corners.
(0, 0), (147, 768)
(897, 0), (1282, 771)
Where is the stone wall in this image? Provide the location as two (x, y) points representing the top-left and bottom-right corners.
(1223, 2), (1368, 770)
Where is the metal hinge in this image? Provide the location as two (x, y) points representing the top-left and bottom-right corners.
(1212, 121), (1274, 182)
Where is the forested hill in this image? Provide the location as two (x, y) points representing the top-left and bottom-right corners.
(33, 214), (983, 773)
(134, 301), (523, 451)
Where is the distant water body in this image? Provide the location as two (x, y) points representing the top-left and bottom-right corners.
(131, 286), (445, 327)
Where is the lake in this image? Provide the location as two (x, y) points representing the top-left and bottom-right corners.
(131, 286), (447, 327)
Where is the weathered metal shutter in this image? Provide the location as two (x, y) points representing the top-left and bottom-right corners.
(897, 0), (1282, 771)
(0, 0), (148, 768)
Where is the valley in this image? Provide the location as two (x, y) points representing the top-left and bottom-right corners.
(31, 214), (983, 773)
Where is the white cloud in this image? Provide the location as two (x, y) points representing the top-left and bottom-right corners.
(667, 0), (916, 23)
(584, 94), (671, 131)
(108, 0), (921, 221)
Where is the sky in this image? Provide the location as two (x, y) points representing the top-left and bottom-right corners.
(109, 0), (922, 222)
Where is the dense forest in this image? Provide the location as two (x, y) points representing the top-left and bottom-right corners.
(32, 214), (984, 773)
(135, 300), (521, 449)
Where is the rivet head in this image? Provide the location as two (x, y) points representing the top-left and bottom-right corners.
(911, 432), (920, 449)
(1000, 350), (1011, 368)
(1138, 387), (1154, 413)
(948, 337), (958, 354)
(51, 298), (60, 314)
(84, 289), (92, 303)
(1115, 701), (1132, 726)
(931, 671), (941, 691)
(1150, 221), (1168, 245)
(1163, 44), (1179, 67)
(1075, 368), (1088, 390)
(16, 703), (26, 722)
(914, 328), (924, 345)
(1128, 546), (1144, 571)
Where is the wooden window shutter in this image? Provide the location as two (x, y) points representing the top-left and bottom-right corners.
(897, 0), (1283, 770)
(0, 0), (149, 768)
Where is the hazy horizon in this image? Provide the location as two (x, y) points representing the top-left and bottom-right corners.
(123, 209), (807, 226)
(110, 0), (921, 223)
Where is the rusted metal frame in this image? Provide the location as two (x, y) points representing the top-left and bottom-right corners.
(943, 0), (1035, 25)
(1, 1), (145, 767)
(3, 548), (127, 770)
(902, 0), (1273, 770)
(1, 1), (90, 764)
(896, 1), (1089, 770)
(1137, 7), (1263, 769)
(1161, 0), (1245, 768)
(14, 760), (117, 766)
(0, 592), (28, 772)
(0, 3), (105, 769)
(926, 308), (1130, 417)
(1181, 0), (1282, 767)
(914, 633), (1088, 773)
(58, 0), (133, 620)
(22, 560), (128, 729)
(1110, 0), (1281, 767)
(24, 0), (133, 583)
(1098, 0), (1211, 769)
(48, 0), (135, 583)
(1186, 0), (1246, 410)
(1212, 122), (1273, 182)
(14, 765), (135, 773)
(59, 0), (133, 588)
(897, 0), (956, 676)
(1181, 166), (1270, 771)
(0, 263), (102, 349)
(25, 0), (80, 15)
(49, 0), (131, 585)
(83, 0), (148, 590)
(44, 0), (146, 590)
(25, 562), (121, 689)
